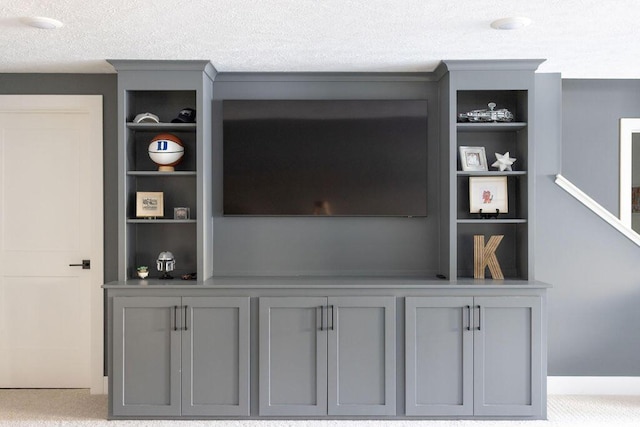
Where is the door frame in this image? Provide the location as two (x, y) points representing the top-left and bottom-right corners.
(0, 95), (104, 393)
(620, 118), (640, 228)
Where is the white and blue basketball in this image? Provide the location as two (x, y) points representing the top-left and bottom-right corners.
(148, 133), (184, 171)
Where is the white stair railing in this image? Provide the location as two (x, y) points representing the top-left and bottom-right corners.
(555, 174), (640, 247)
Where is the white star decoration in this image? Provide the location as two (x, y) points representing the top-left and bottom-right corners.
(492, 151), (516, 171)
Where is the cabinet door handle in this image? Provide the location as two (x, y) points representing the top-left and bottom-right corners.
(184, 305), (188, 331)
(320, 305), (324, 331)
(465, 305), (471, 331)
(173, 306), (178, 331)
(476, 305), (482, 331)
(330, 305), (335, 331)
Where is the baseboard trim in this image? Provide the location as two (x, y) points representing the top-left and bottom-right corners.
(98, 375), (640, 396)
(90, 376), (108, 395)
(548, 376), (640, 395)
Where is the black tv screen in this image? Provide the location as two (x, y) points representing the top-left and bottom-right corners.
(223, 100), (428, 216)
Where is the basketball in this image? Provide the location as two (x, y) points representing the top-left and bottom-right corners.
(148, 133), (184, 171)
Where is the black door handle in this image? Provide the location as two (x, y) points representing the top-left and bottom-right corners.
(174, 306), (178, 331)
(69, 259), (91, 269)
(330, 305), (334, 331)
(184, 305), (188, 331)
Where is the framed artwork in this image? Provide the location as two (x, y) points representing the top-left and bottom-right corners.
(136, 191), (164, 217)
(174, 207), (190, 219)
(469, 176), (508, 213)
(459, 146), (488, 171)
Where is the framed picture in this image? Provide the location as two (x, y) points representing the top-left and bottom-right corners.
(174, 207), (190, 220)
(459, 146), (488, 171)
(469, 176), (508, 213)
(136, 192), (164, 218)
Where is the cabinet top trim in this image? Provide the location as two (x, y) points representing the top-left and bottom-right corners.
(103, 277), (552, 289)
(107, 59), (217, 80)
(440, 59), (546, 72)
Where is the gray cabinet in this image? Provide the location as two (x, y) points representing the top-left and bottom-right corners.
(112, 296), (250, 417)
(473, 296), (542, 417)
(112, 297), (181, 416)
(405, 296), (542, 417)
(104, 60), (549, 421)
(259, 296), (396, 416)
(181, 297), (250, 416)
(405, 296), (473, 416)
(258, 297), (327, 416)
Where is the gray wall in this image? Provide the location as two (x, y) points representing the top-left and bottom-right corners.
(0, 74), (119, 283)
(4, 72), (640, 376)
(562, 80), (640, 216)
(537, 77), (640, 375)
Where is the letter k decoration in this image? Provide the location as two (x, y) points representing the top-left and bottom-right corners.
(474, 235), (504, 280)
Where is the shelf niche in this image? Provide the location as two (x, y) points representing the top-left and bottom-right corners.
(439, 59), (543, 281)
(109, 60), (216, 281)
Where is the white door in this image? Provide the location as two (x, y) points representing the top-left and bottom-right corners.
(0, 95), (103, 390)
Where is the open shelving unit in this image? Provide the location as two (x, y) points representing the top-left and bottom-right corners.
(109, 60), (216, 281)
(440, 60), (543, 281)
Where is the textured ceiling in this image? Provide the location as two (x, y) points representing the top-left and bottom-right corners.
(0, 0), (638, 78)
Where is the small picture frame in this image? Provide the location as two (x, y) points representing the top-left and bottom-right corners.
(459, 146), (488, 171)
(174, 207), (190, 220)
(469, 176), (508, 214)
(136, 192), (164, 218)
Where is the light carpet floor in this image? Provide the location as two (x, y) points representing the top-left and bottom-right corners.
(1, 390), (639, 426)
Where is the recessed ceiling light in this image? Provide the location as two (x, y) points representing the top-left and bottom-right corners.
(22, 16), (64, 30)
(490, 17), (531, 30)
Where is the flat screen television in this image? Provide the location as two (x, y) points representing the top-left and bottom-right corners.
(222, 99), (428, 216)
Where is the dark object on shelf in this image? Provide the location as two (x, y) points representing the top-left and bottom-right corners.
(458, 102), (514, 123)
(478, 209), (500, 219)
(181, 272), (197, 280)
(171, 107), (196, 123)
(436, 274), (447, 280)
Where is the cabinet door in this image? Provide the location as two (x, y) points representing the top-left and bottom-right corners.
(327, 296), (396, 416)
(474, 296), (542, 417)
(112, 297), (182, 416)
(259, 297), (328, 416)
(405, 297), (473, 416)
(181, 297), (250, 416)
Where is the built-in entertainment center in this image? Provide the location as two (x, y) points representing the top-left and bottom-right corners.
(104, 59), (549, 420)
